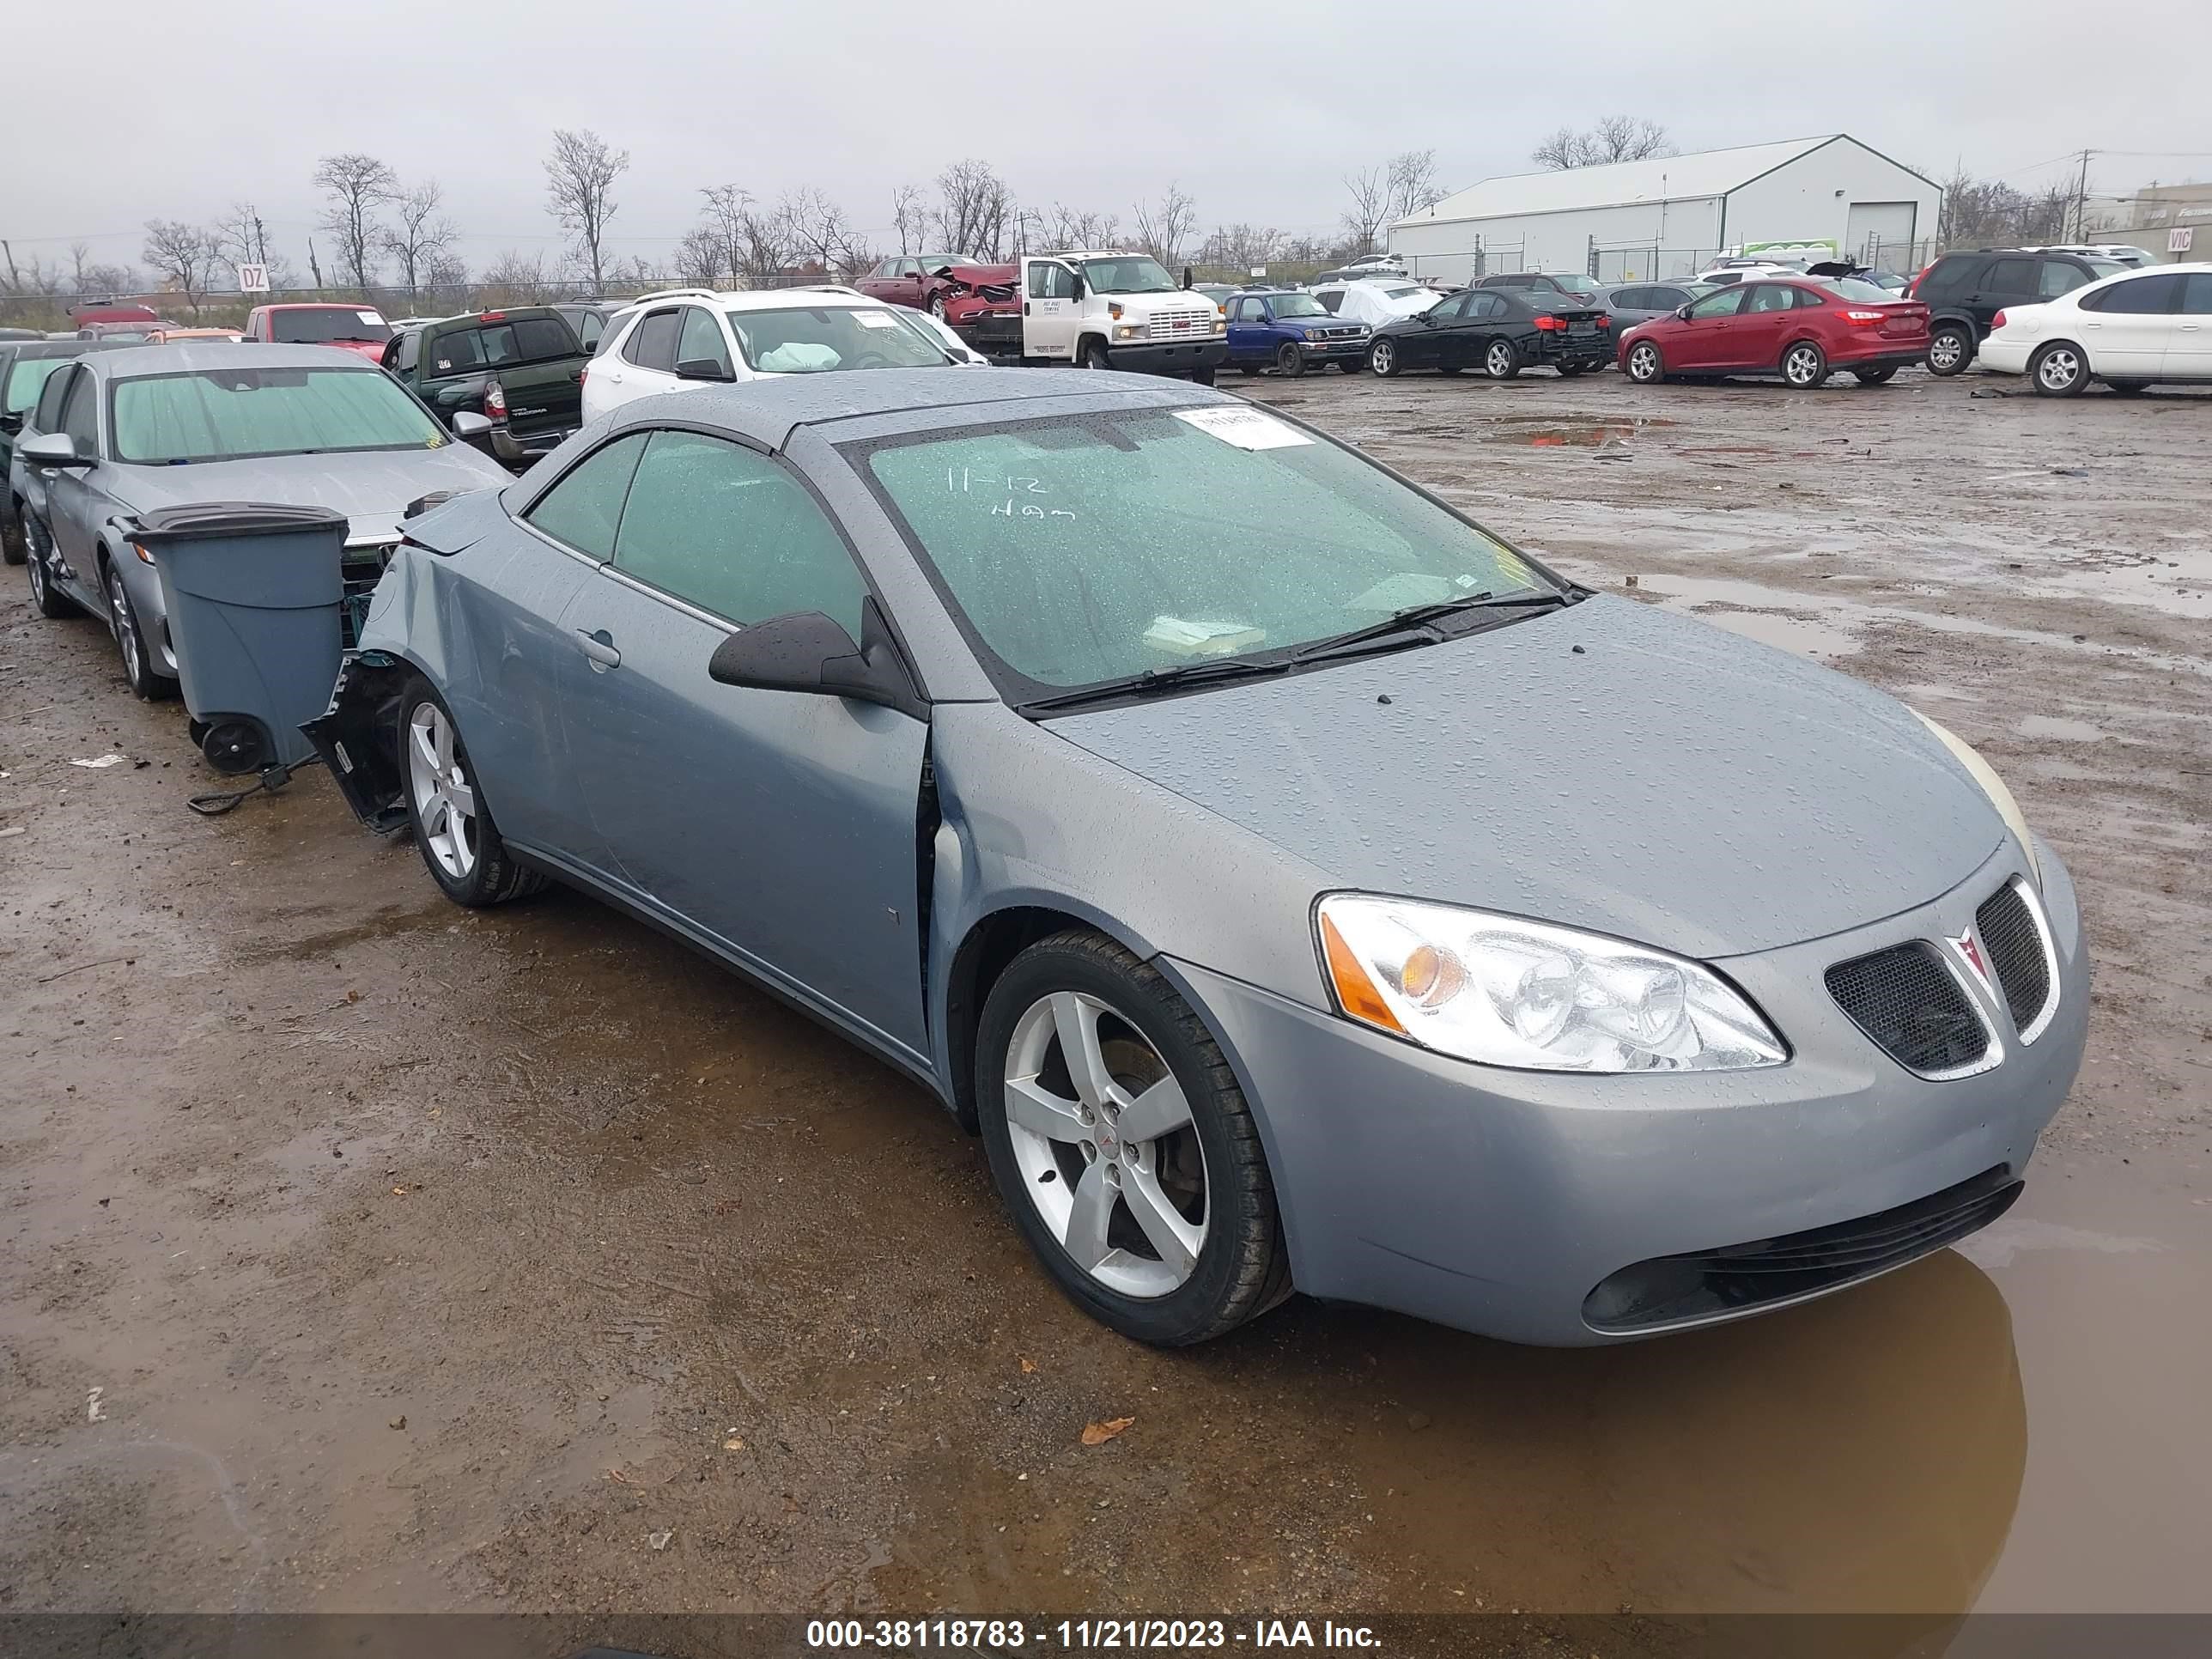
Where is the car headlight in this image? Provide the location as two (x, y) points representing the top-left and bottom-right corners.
(1212, 318), (1227, 334)
(1909, 711), (2043, 889)
(1316, 895), (1787, 1073)
(1114, 322), (1148, 341)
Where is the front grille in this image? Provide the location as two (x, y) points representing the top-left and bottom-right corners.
(1150, 309), (1214, 339)
(1583, 1165), (2021, 1332)
(1976, 881), (2054, 1038)
(1319, 325), (1364, 340)
(1826, 942), (1989, 1075)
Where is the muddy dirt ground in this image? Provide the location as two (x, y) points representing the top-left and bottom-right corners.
(3, 366), (2209, 1626)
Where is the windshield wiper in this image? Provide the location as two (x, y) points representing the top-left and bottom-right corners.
(1291, 591), (1571, 665)
(1019, 653), (1293, 714)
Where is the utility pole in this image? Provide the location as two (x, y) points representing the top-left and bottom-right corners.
(2073, 149), (2094, 243)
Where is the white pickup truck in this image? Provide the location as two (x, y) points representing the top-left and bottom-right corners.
(996, 251), (1227, 382)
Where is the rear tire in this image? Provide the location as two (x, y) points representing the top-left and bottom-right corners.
(1925, 323), (1972, 376)
(1484, 338), (1522, 380)
(25, 515), (81, 619)
(1852, 365), (1899, 386)
(1781, 339), (1830, 389)
(397, 676), (547, 908)
(1557, 363), (1586, 378)
(2, 502), (24, 567)
(975, 929), (1290, 1346)
(2030, 341), (2088, 398)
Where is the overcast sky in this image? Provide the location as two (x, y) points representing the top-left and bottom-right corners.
(7, 0), (2209, 278)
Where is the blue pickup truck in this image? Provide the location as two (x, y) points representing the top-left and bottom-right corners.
(1225, 289), (1370, 376)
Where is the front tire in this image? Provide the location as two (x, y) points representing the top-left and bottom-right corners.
(398, 677), (546, 908)
(2030, 341), (2088, 397)
(1368, 337), (1401, 377)
(1188, 366), (1215, 386)
(928, 292), (949, 320)
(1274, 342), (1306, 378)
(1079, 337), (1112, 372)
(1781, 339), (1830, 389)
(1625, 340), (1665, 384)
(1337, 356), (1362, 374)
(106, 559), (175, 701)
(2, 501), (24, 567)
(1484, 338), (1522, 380)
(1926, 323), (1972, 376)
(976, 931), (1288, 1346)
(25, 515), (81, 619)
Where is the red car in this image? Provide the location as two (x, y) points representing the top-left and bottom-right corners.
(242, 303), (394, 362)
(855, 254), (1014, 320)
(1618, 276), (1929, 388)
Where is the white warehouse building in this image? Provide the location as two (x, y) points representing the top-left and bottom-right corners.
(1388, 135), (1941, 286)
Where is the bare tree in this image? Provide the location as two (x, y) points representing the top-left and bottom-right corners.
(891, 184), (928, 256)
(312, 153), (398, 291)
(1197, 223), (1285, 271)
(1340, 166), (1390, 252)
(1533, 118), (1673, 170)
(213, 203), (295, 289)
(733, 199), (797, 287)
(775, 187), (870, 278)
(1131, 184), (1197, 268)
(932, 159), (1014, 259)
(543, 128), (629, 293)
(141, 220), (223, 318)
(1385, 149), (1444, 222)
(422, 252), (471, 309)
(673, 224), (725, 288)
(383, 181), (458, 301)
(1037, 203), (1121, 251)
(689, 184), (754, 288)
(480, 249), (553, 305)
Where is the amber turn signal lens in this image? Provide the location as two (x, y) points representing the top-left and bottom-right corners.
(1321, 912), (1405, 1035)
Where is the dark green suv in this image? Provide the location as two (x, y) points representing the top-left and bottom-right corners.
(380, 307), (588, 467)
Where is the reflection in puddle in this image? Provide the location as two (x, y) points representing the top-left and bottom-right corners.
(1486, 416), (1676, 448)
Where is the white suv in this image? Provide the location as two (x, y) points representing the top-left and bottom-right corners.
(581, 286), (959, 422)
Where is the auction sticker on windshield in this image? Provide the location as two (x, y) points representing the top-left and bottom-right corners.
(1170, 407), (1313, 451)
(854, 311), (901, 329)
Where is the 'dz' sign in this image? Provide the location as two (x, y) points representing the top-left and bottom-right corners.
(236, 264), (270, 293)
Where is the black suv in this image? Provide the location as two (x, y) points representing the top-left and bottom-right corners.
(1909, 249), (2128, 374)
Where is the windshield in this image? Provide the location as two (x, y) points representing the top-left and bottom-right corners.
(854, 406), (1555, 696)
(269, 307), (393, 345)
(726, 306), (949, 374)
(5, 356), (72, 414)
(1080, 257), (1178, 295)
(1268, 295), (1329, 318)
(110, 367), (447, 464)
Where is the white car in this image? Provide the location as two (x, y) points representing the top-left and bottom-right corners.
(896, 307), (989, 365)
(1974, 262), (2212, 395)
(1309, 279), (1442, 329)
(1695, 260), (1807, 287)
(582, 285), (960, 421)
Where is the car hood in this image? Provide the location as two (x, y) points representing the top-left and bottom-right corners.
(1046, 596), (2008, 961)
(106, 445), (508, 545)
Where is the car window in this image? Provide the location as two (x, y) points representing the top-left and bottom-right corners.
(60, 370), (100, 451)
(1469, 293), (1506, 319)
(1028, 263), (1077, 301)
(396, 331), (421, 374)
(1426, 294), (1470, 322)
(2081, 273), (2182, 314)
(676, 307), (732, 374)
(2037, 261), (2090, 299)
(1231, 296), (1263, 322)
(32, 364), (76, 432)
(611, 430), (866, 635)
(724, 306), (947, 374)
(573, 312), (605, 350)
(1982, 258), (2038, 294)
(1687, 289), (1748, 319)
(5, 356), (72, 416)
(1316, 291), (1343, 313)
(856, 408), (1550, 694)
(2181, 273), (2212, 315)
(514, 318), (577, 361)
(1744, 284), (1796, 314)
(524, 432), (648, 560)
(1608, 289), (1644, 310)
(623, 309), (683, 372)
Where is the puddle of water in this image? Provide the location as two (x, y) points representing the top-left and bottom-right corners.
(2017, 714), (2105, 742)
(1485, 416), (1676, 448)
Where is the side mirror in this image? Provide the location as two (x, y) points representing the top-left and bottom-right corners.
(1068, 273), (1085, 301)
(1675, 303), (1696, 319)
(707, 605), (922, 717)
(451, 410), (494, 438)
(19, 431), (90, 468)
(675, 357), (734, 382)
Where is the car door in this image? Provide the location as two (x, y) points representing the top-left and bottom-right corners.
(595, 307), (684, 411)
(1731, 283), (1800, 369)
(1399, 293), (1465, 367)
(2168, 271), (2212, 380)
(1226, 295), (1272, 363)
(43, 367), (106, 602)
(2075, 271), (2183, 378)
(556, 427), (931, 1058)
(1670, 285), (1750, 368)
(856, 258), (897, 303)
(1968, 258), (2040, 337)
(1024, 260), (1079, 360)
(674, 304), (735, 381)
(1454, 291), (1514, 368)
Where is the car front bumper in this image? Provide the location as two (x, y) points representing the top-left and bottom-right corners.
(1106, 339), (1229, 375)
(1161, 840), (2087, 1346)
(1973, 337), (2033, 374)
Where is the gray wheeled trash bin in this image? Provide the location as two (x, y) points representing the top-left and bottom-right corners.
(137, 502), (349, 775)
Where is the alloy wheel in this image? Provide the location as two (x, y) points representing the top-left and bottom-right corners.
(1784, 343), (1824, 386)
(28, 539), (50, 605)
(1928, 331), (1966, 374)
(107, 565), (142, 684)
(1370, 339), (1395, 375)
(406, 702), (479, 881)
(2036, 346), (2083, 393)
(1486, 342), (1514, 376)
(1001, 990), (1210, 1299)
(1628, 343), (1661, 382)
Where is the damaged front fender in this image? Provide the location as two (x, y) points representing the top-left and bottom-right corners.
(302, 653), (412, 832)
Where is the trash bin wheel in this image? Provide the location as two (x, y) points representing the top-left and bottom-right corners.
(201, 720), (268, 775)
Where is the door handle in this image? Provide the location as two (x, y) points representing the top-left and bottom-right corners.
(575, 629), (621, 669)
(1023, 301), (1031, 315)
